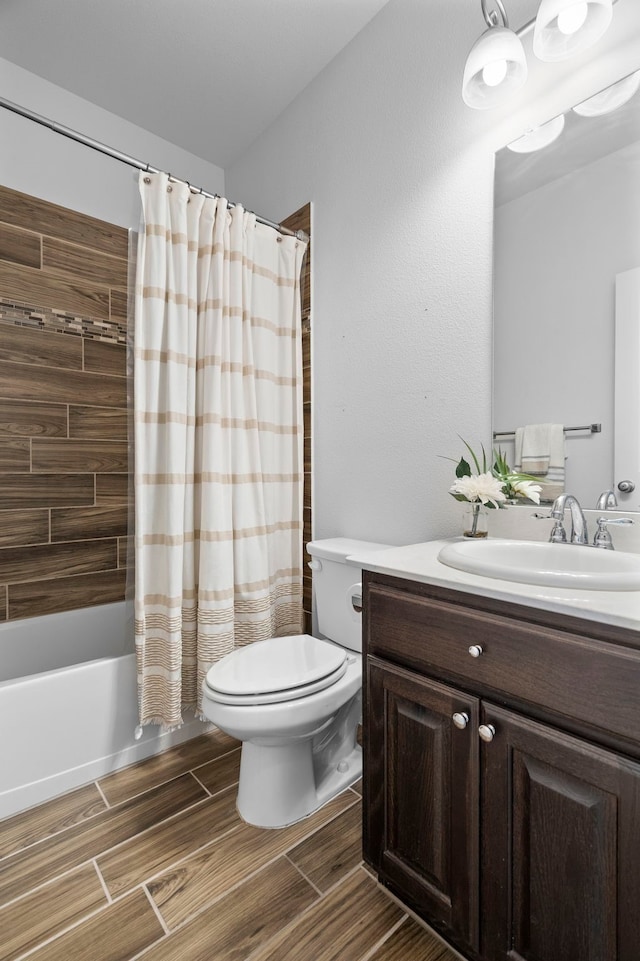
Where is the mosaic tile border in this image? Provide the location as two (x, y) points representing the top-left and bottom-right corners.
(0, 299), (128, 345)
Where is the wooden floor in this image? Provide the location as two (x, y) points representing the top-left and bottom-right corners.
(0, 731), (461, 961)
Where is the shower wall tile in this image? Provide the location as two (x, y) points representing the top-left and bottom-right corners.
(0, 222), (41, 269)
(51, 506), (128, 542)
(281, 203), (311, 630)
(0, 400), (67, 437)
(0, 439), (30, 472)
(8, 569), (127, 620)
(303, 433), (311, 474)
(0, 185), (129, 258)
(0, 302), (127, 343)
(0, 510), (49, 548)
(0, 261), (110, 320)
(83, 339), (127, 377)
(32, 439), (128, 473)
(0, 539), (118, 583)
(0, 186), (306, 623)
(0, 322), (83, 369)
(69, 406), (128, 440)
(42, 237), (127, 288)
(109, 288), (129, 324)
(117, 536), (133, 568)
(95, 474), (130, 505)
(0, 474), (95, 510)
(0, 361), (127, 408)
(0, 183), (130, 621)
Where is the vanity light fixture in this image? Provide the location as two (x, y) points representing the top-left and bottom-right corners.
(506, 114), (566, 152)
(462, 0), (527, 109)
(573, 69), (640, 116)
(463, 0), (617, 109)
(533, 0), (613, 62)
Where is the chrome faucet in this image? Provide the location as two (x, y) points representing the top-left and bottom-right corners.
(550, 493), (589, 545)
(596, 489), (618, 510)
(593, 516), (634, 550)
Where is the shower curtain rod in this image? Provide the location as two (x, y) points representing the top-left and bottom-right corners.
(0, 96), (308, 242)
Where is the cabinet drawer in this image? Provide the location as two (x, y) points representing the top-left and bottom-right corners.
(365, 581), (640, 745)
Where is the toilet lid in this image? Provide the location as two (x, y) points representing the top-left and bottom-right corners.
(204, 634), (348, 704)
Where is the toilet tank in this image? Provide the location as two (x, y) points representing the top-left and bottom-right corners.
(307, 538), (391, 653)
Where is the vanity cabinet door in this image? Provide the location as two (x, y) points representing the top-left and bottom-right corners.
(364, 658), (480, 954)
(481, 703), (640, 961)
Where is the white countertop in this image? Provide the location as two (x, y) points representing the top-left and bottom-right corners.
(348, 538), (640, 632)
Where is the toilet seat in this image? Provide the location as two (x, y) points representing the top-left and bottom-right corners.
(204, 634), (349, 706)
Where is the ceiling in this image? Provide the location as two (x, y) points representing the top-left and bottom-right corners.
(0, 0), (392, 167)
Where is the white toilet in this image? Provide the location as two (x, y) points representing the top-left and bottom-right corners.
(201, 537), (390, 828)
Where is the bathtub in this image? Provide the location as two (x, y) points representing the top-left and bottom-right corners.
(0, 602), (211, 819)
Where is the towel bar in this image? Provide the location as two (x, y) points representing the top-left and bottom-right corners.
(493, 423), (601, 438)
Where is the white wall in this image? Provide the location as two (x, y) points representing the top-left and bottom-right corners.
(227, 0), (640, 546)
(494, 140), (640, 506)
(0, 57), (224, 229)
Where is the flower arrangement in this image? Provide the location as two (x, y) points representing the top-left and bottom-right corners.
(446, 439), (542, 536)
(490, 447), (543, 505)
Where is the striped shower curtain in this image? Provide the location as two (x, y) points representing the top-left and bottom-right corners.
(134, 171), (307, 729)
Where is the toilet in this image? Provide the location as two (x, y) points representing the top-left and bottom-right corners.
(201, 537), (390, 828)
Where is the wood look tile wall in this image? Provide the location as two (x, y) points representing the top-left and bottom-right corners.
(0, 184), (129, 621)
(281, 204), (312, 634)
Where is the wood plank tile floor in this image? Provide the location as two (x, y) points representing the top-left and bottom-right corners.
(0, 731), (462, 961)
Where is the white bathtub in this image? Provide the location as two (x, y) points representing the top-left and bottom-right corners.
(0, 602), (210, 819)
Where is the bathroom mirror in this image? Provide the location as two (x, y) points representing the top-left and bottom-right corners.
(493, 70), (640, 512)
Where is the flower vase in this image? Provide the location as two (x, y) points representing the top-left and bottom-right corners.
(463, 502), (488, 538)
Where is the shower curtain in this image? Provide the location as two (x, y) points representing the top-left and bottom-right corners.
(134, 171), (307, 729)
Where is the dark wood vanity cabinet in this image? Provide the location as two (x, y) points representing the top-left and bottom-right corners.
(366, 661), (480, 949)
(362, 571), (640, 961)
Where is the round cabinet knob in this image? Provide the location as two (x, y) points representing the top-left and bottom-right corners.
(468, 645), (483, 658)
(618, 480), (636, 494)
(452, 712), (469, 729)
(478, 724), (496, 743)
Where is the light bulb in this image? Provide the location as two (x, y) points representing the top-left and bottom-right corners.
(533, 0), (613, 62)
(557, 1), (588, 35)
(482, 59), (508, 87)
(462, 24), (527, 109)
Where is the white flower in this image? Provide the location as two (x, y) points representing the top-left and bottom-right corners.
(511, 479), (542, 505)
(449, 472), (507, 509)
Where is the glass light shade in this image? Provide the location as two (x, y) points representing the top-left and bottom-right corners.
(462, 25), (528, 109)
(533, 0), (613, 62)
(573, 71), (640, 116)
(506, 114), (566, 153)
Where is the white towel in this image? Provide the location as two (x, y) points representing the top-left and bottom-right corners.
(514, 423), (565, 503)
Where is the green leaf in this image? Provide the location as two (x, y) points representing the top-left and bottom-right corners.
(492, 447), (511, 478)
(455, 457), (471, 478)
(512, 471), (542, 482)
(459, 437), (481, 474)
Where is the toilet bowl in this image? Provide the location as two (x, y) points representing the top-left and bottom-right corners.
(200, 537), (390, 828)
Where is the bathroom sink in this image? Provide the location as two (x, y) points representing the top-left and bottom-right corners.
(438, 539), (640, 591)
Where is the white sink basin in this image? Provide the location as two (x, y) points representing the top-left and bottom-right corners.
(438, 539), (640, 591)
